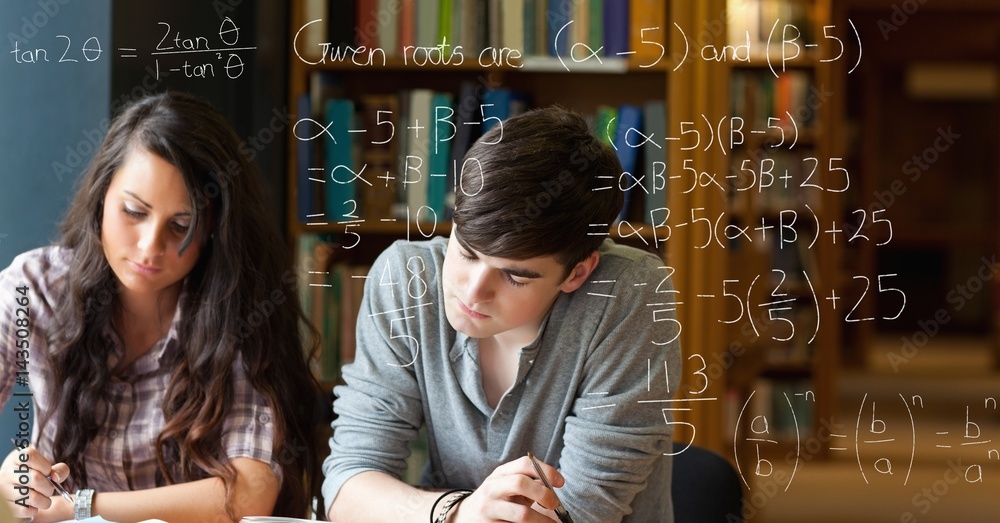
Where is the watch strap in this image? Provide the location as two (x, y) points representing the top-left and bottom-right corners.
(74, 488), (94, 520)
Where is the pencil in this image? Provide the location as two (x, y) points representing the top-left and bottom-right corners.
(527, 451), (574, 523)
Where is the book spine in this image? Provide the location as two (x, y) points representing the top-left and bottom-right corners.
(603, 0), (628, 57)
(642, 100), (667, 224)
(405, 89), (434, 217)
(612, 104), (642, 223)
(296, 93), (315, 223)
(428, 92), (454, 218)
(629, 0), (665, 63)
(546, 0), (569, 57)
(324, 98), (357, 221)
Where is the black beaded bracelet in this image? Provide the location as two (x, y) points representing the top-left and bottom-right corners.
(430, 489), (473, 523)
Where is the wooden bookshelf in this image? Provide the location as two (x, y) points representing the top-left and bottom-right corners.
(664, 0), (732, 458)
(717, 0), (844, 470)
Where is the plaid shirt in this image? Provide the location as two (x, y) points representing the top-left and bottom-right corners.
(1, 246), (278, 491)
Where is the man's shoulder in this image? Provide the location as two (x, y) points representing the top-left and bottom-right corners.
(594, 240), (665, 278)
(562, 241), (669, 313)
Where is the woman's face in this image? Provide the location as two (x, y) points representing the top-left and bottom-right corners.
(101, 147), (203, 300)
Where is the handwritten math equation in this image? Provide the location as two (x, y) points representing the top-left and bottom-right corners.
(607, 205), (891, 251)
(580, 265), (905, 349)
(641, 114), (819, 156)
(732, 392), (1000, 490)
(293, 18), (863, 75)
(626, 352), (1000, 491)
(295, 104), (875, 248)
(9, 17), (255, 80)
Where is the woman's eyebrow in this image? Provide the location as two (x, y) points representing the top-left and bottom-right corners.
(124, 190), (153, 208)
(124, 190), (191, 216)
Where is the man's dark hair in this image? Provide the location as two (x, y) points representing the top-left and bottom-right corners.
(452, 105), (623, 275)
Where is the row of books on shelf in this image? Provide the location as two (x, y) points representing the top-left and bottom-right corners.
(726, 376), (814, 442)
(730, 69), (816, 131)
(296, 73), (670, 226)
(726, 0), (817, 48)
(299, 0), (666, 64)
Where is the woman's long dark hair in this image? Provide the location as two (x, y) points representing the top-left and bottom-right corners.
(45, 91), (321, 518)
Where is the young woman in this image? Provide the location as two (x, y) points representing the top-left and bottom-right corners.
(0, 91), (321, 522)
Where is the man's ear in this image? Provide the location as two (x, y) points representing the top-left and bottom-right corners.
(559, 251), (600, 293)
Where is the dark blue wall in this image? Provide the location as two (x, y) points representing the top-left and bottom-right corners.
(1, 1), (112, 266)
(0, 0), (112, 447)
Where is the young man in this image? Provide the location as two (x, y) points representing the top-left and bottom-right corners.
(323, 106), (682, 522)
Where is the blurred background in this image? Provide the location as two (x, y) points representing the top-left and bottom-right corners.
(1, 1), (998, 521)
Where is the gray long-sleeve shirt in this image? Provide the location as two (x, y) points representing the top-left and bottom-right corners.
(323, 237), (682, 522)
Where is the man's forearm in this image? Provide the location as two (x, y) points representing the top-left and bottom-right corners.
(329, 470), (448, 522)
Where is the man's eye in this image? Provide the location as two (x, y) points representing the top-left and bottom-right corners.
(505, 274), (527, 288)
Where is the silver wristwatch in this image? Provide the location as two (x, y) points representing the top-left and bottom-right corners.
(74, 488), (94, 520)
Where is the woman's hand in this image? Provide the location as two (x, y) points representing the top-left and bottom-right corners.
(1, 445), (73, 522)
(450, 455), (566, 522)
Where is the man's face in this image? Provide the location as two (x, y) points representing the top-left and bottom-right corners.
(442, 234), (586, 348)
